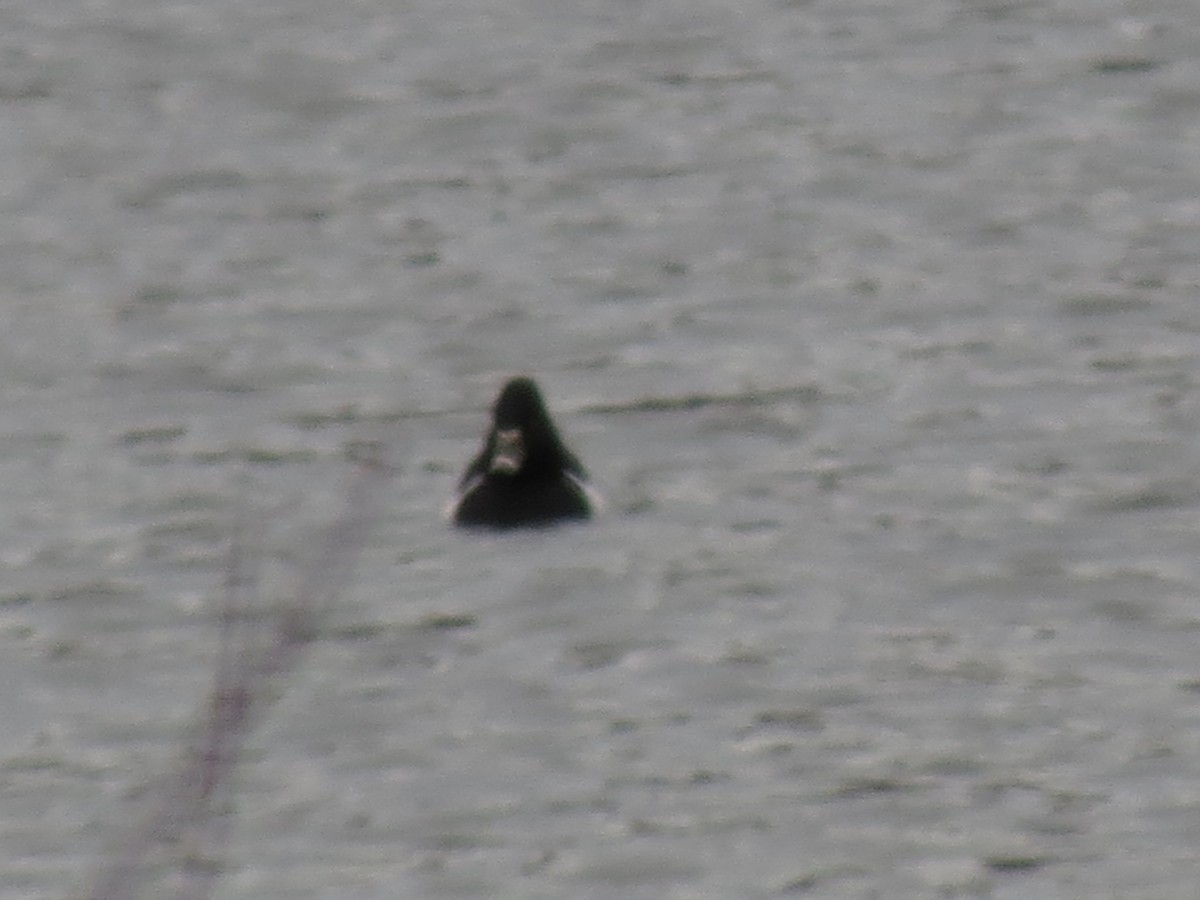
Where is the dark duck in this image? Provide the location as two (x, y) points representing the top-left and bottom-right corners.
(450, 377), (598, 529)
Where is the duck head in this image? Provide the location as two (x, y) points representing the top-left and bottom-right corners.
(484, 377), (579, 480)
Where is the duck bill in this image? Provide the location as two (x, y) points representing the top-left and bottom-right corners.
(490, 428), (525, 475)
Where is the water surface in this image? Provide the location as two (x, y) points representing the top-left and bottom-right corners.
(2, 0), (1200, 897)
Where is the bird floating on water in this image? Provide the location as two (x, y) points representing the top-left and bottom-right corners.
(449, 376), (599, 529)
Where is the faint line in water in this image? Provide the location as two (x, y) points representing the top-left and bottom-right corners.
(286, 383), (827, 430)
(82, 451), (393, 900)
(581, 384), (824, 415)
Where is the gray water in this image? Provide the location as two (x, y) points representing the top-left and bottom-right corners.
(3, 0), (1200, 897)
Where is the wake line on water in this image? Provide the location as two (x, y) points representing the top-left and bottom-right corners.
(287, 382), (827, 430)
(82, 446), (394, 900)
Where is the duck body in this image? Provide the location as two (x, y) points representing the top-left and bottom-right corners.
(450, 377), (597, 530)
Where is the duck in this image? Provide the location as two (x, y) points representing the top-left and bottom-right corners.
(449, 377), (599, 529)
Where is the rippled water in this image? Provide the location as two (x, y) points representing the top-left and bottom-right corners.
(3, 0), (1200, 897)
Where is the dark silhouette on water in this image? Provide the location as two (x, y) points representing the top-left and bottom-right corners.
(449, 377), (598, 529)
